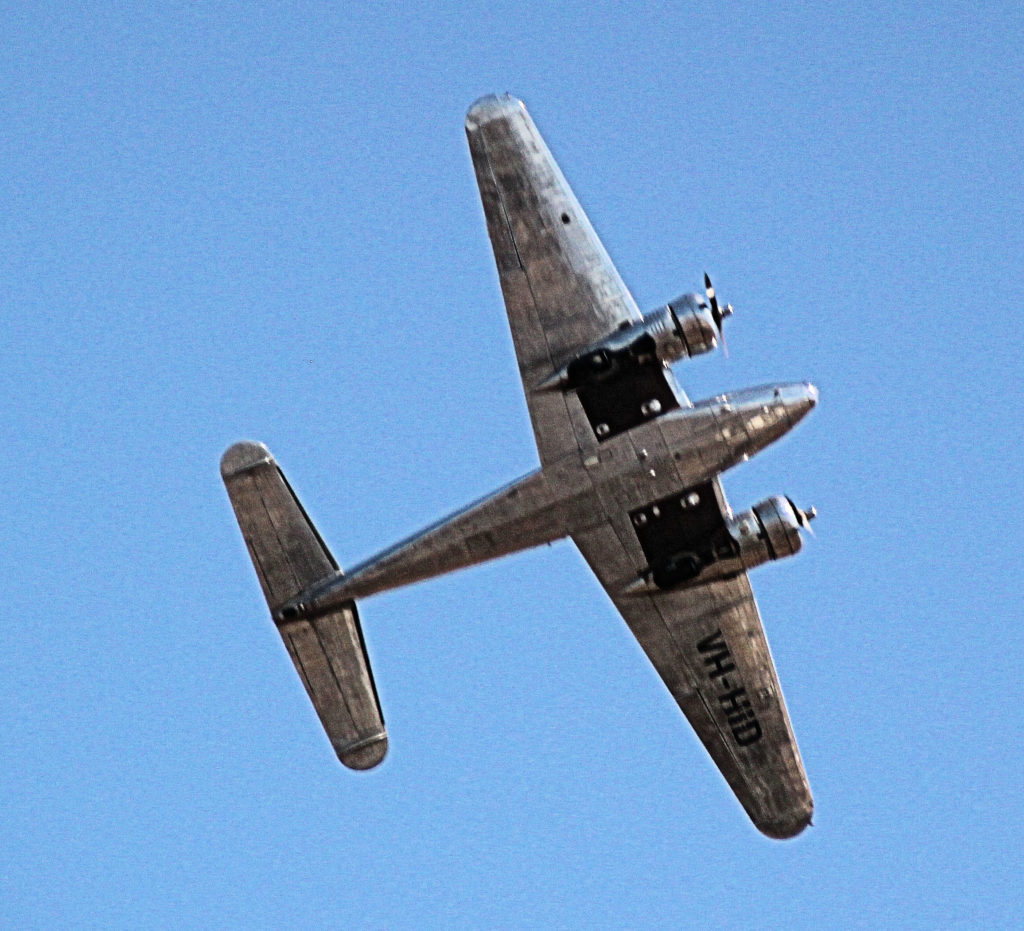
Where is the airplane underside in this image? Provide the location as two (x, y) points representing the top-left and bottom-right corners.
(222, 95), (820, 839)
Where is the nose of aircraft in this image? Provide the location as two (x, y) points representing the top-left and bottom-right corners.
(780, 381), (818, 426)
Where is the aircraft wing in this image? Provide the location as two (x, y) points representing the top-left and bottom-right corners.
(570, 489), (813, 839)
(466, 95), (684, 463)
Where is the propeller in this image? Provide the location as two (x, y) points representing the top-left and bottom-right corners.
(704, 272), (734, 356)
(786, 497), (818, 537)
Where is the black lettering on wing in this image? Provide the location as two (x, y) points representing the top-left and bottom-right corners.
(732, 720), (763, 746)
(696, 629), (764, 747)
(696, 629), (735, 679)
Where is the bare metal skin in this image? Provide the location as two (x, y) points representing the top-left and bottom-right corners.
(223, 95), (820, 839)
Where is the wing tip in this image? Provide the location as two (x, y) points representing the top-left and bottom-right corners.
(221, 440), (274, 479)
(337, 732), (388, 771)
(466, 93), (525, 130)
(756, 798), (814, 840)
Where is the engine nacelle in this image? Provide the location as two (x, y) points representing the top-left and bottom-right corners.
(630, 494), (814, 594)
(543, 291), (720, 391)
(726, 496), (805, 572)
(651, 292), (720, 363)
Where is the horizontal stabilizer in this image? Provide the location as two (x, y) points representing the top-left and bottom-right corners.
(221, 441), (386, 770)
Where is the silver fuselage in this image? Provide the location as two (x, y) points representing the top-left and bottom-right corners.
(283, 381), (817, 619)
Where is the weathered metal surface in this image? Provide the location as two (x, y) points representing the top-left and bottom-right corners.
(282, 384), (815, 621)
(465, 94), (675, 464)
(223, 96), (821, 837)
(221, 442), (386, 770)
(571, 520), (813, 839)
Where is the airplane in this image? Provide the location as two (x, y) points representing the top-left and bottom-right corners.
(222, 94), (819, 839)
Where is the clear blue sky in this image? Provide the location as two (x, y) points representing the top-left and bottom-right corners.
(3, 2), (1022, 927)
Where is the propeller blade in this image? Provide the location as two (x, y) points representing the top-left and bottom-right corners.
(787, 499), (817, 536)
(704, 272), (733, 353)
(704, 272), (719, 319)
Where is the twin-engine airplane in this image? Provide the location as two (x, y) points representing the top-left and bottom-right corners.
(222, 95), (819, 839)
